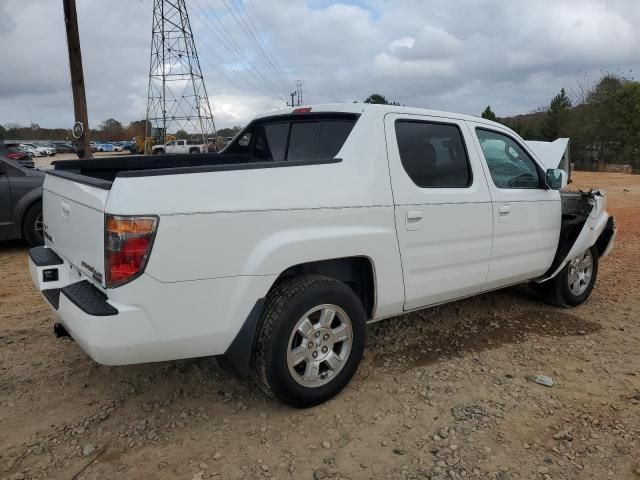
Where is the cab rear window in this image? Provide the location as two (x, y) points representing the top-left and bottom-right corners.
(224, 114), (358, 163)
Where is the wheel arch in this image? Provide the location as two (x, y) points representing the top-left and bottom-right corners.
(14, 189), (42, 237)
(218, 256), (377, 379)
(270, 256), (376, 319)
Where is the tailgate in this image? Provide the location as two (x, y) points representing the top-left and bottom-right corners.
(43, 174), (109, 287)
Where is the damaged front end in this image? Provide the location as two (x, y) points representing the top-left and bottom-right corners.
(537, 189), (616, 283)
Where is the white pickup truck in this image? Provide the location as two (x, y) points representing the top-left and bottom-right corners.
(29, 104), (616, 407)
(151, 139), (208, 155)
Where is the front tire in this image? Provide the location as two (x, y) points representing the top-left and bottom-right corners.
(253, 275), (366, 408)
(537, 246), (599, 307)
(23, 202), (44, 247)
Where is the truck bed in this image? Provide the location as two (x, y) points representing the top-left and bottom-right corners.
(49, 153), (249, 188)
(49, 153), (340, 190)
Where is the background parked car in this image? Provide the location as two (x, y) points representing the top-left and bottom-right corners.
(0, 155), (44, 246)
(97, 143), (114, 152)
(37, 144), (57, 156)
(52, 142), (77, 154)
(20, 143), (47, 157)
(112, 143), (124, 152)
(0, 144), (35, 168)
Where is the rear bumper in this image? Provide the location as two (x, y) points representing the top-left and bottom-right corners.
(29, 246), (276, 366)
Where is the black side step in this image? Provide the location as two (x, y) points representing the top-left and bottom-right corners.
(61, 281), (118, 316)
(42, 288), (61, 310)
(29, 246), (63, 267)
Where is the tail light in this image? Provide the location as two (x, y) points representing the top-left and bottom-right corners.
(6, 153), (23, 160)
(105, 215), (158, 288)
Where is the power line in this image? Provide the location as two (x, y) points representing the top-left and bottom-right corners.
(136, 0), (278, 109)
(221, 0), (291, 93)
(230, 0), (291, 89)
(190, 0), (286, 100)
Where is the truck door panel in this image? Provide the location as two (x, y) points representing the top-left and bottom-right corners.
(470, 125), (560, 289)
(385, 114), (493, 311)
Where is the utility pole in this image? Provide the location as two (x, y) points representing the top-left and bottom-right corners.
(62, 0), (92, 159)
(295, 80), (304, 106)
(288, 91), (297, 108)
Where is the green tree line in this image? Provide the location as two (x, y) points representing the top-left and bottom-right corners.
(485, 73), (640, 171)
(0, 119), (242, 143)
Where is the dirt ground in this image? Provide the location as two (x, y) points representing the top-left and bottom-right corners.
(1, 172), (638, 480)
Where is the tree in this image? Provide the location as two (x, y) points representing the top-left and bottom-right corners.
(364, 93), (399, 105)
(216, 126), (242, 138)
(481, 106), (497, 121)
(612, 81), (640, 170)
(124, 119), (152, 139)
(175, 129), (190, 139)
(99, 118), (124, 141)
(541, 88), (572, 140)
(0, 125), (6, 141)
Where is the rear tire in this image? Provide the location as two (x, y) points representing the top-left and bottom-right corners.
(23, 202), (44, 247)
(253, 275), (366, 408)
(189, 147), (200, 154)
(536, 246), (599, 307)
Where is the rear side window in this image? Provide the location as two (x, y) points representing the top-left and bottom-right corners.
(395, 121), (471, 188)
(253, 122), (289, 161)
(224, 114), (357, 163)
(288, 120), (356, 162)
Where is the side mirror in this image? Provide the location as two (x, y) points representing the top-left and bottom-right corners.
(545, 168), (567, 190)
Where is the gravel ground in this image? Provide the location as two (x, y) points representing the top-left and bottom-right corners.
(1, 172), (638, 480)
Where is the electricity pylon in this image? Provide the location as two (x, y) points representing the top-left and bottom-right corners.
(146, 0), (216, 151)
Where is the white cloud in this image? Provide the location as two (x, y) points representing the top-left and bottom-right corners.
(0, 0), (639, 129)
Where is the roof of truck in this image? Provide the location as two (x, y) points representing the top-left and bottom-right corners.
(256, 103), (511, 132)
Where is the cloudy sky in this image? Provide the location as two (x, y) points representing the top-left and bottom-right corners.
(0, 0), (639, 130)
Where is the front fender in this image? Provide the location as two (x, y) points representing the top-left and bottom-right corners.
(540, 192), (613, 281)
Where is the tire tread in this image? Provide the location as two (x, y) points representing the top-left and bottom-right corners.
(252, 275), (353, 401)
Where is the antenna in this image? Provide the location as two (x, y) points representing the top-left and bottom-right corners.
(146, 0), (216, 152)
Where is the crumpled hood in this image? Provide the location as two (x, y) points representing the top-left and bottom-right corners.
(525, 138), (570, 174)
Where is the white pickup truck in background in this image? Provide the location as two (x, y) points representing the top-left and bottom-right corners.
(151, 138), (209, 154)
(29, 104), (616, 407)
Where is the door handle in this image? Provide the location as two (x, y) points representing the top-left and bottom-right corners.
(498, 204), (511, 215)
(406, 209), (423, 231)
(407, 210), (423, 221)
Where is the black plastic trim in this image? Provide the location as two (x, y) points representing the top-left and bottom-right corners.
(117, 157), (342, 178)
(218, 298), (265, 378)
(46, 170), (114, 190)
(61, 280), (118, 316)
(29, 246), (63, 267)
(42, 288), (61, 310)
(596, 216), (616, 255)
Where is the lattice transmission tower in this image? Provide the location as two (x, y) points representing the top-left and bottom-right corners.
(146, 0), (216, 151)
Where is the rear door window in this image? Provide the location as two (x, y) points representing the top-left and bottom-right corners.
(395, 121), (472, 188)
